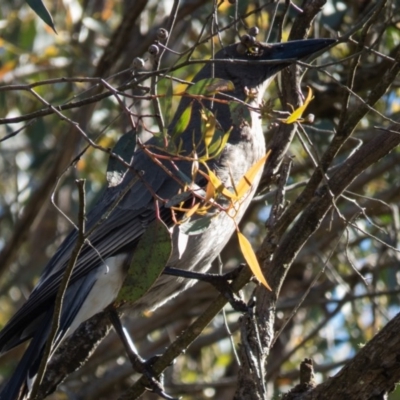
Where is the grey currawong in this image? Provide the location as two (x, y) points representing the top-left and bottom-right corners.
(0, 37), (334, 400)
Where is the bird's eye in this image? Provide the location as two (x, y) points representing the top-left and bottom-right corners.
(248, 46), (263, 57)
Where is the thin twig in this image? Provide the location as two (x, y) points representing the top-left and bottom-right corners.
(30, 180), (86, 400)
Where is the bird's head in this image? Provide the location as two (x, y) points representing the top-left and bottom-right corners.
(195, 37), (335, 103)
(169, 37), (335, 153)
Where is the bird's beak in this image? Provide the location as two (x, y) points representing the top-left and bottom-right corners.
(258, 38), (336, 62)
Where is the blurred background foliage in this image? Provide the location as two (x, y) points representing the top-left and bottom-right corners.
(1, 0), (400, 399)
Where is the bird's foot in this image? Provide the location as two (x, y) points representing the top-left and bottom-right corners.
(131, 355), (177, 400)
(141, 366), (177, 400)
(163, 265), (250, 313)
(108, 309), (178, 400)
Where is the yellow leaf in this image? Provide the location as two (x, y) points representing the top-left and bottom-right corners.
(200, 165), (237, 201)
(208, 169), (237, 199)
(204, 179), (215, 202)
(283, 87), (314, 124)
(234, 150), (271, 199)
(200, 109), (216, 153)
(207, 127), (232, 159)
(207, 168), (223, 191)
(196, 204), (212, 215)
(172, 103), (193, 139)
(237, 231), (271, 290)
(185, 203), (200, 218)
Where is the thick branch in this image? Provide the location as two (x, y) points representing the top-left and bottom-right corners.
(299, 312), (400, 399)
(270, 123), (400, 295)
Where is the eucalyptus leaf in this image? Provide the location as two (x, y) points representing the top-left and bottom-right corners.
(165, 191), (192, 208)
(171, 103), (192, 140)
(116, 220), (172, 304)
(164, 78), (174, 127)
(174, 167), (195, 186)
(180, 214), (214, 236)
(106, 130), (136, 187)
(186, 78), (234, 96)
(206, 128), (231, 159)
(26, 0), (57, 33)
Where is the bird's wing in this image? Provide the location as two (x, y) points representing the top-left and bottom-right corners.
(0, 148), (184, 352)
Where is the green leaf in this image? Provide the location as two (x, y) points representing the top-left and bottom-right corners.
(163, 78), (174, 127)
(180, 215), (214, 235)
(207, 127), (232, 159)
(174, 167), (195, 185)
(116, 220), (172, 304)
(171, 103), (193, 140)
(165, 191), (193, 208)
(106, 130), (136, 187)
(186, 78), (234, 96)
(26, 0), (57, 33)
(229, 101), (252, 128)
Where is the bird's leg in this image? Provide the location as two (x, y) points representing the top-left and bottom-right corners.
(108, 309), (177, 400)
(163, 265), (250, 312)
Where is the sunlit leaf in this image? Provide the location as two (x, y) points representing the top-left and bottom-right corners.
(26, 0), (57, 33)
(185, 202), (200, 218)
(186, 78), (234, 96)
(206, 168), (223, 191)
(207, 127), (232, 159)
(204, 178), (215, 202)
(201, 108), (217, 153)
(237, 231), (271, 290)
(116, 220), (172, 304)
(196, 205), (212, 215)
(283, 86), (314, 124)
(171, 103), (193, 139)
(234, 150), (271, 199)
(180, 214), (214, 235)
(163, 77), (174, 131)
(203, 78), (234, 94)
(203, 168), (235, 199)
(106, 130), (136, 187)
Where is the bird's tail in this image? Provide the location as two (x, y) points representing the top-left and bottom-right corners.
(0, 317), (50, 400)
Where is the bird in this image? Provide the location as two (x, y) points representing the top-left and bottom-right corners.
(0, 36), (334, 399)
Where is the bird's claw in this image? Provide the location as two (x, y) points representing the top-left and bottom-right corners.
(128, 354), (177, 399)
(140, 356), (178, 400)
(108, 310), (177, 399)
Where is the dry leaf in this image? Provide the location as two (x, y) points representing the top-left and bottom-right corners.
(234, 150), (271, 199)
(283, 87), (314, 124)
(237, 231), (271, 290)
